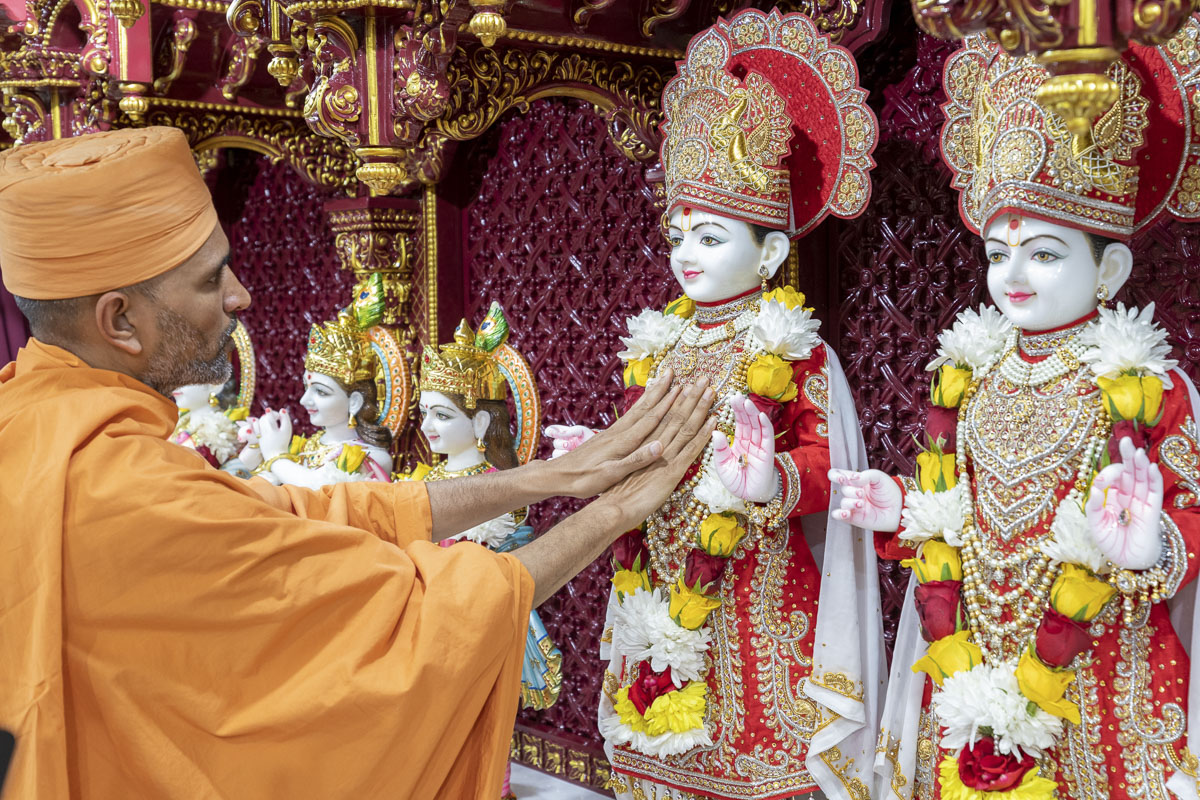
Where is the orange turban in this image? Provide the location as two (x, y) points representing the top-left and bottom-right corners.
(0, 127), (218, 300)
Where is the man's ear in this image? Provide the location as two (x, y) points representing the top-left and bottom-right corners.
(93, 291), (144, 356)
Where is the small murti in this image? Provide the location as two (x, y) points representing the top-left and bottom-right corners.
(591, 9), (886, 800)
(240, 273), (408, 487)
(832, 23), (1200, 800)
(401, 303), (562, 800)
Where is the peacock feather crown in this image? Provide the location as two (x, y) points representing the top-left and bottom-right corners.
(420, 302), (510, 409)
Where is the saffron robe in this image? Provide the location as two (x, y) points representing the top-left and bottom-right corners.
(0, 339), (534, 799)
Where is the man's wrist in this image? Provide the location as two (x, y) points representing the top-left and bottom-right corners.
(514, 459), (563, 504)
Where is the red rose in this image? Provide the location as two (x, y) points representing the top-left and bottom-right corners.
(925, 405), (958, 451)
(193, 444), (221, 469)
(1108, 419), (1150, 463)
(622, 386), (646, 414)
(956, 736), (1035, 791)
(913, 580), (964, 642)
(683, 549), (727, 592)
(627, 661), (676, 715)
(611, 529), (649, 572)
(746, 393), (783, 428)
(1034, 606), (1094, 668)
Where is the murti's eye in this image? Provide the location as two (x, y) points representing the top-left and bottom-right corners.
(668, 236), (683, 247)
(987, 251), (1006, 264)
(700, 235), (720, 246)
(1032, 250), (1058, 263)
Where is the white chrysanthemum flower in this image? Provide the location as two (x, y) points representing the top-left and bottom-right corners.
(188, 410), (240, 463)
(611, 588), (711, 682)
(899, 486), (965, 547)
(618, 309), (687, 361)
(597, 711), (634, 747)
(456, 515), (517, 548)
(693, 470), (747, 515)
(927, 305), (1013, 372)
(1080, 302), (1178, 382)
(750, 300), (821, 360)
(634, 725), (713, 758)
(312, 463), (369, 484)
(1043, 498), (1109, 574)
(934, 663), (1062, 757)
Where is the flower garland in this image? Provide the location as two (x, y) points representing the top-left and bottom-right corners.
(172, 406), (249, 467)
(905, 303), (1175, 799)
(603, 286), (818, 756)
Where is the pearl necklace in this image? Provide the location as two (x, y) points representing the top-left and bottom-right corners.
(678, 308), (757, 348)
(996, 328), (1089, 388)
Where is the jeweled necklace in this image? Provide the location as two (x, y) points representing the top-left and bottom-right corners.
(426, 460), (491, 481)
(680, 291), (761, 349)
(995, 327), (1090, 388)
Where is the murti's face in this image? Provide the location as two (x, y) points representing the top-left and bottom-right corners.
(300, 371), (351, 429)
(667, 207), (766, 303)
(418, 390), (477, 456)
(171, 382), (222, 412)
(984, 214), (1103, 332)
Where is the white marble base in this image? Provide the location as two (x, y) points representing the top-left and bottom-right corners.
(509, 762), (610, 799)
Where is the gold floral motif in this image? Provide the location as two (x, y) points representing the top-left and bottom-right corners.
(1059, 661), (1110, 800)
(876, 729), (909, 798)
(803, 366), (830, 438)
(1113, 619), (1186, 800)
(1161, 416), (1200, 509)
(914, 706), (938, 799)
(819, 745), (870, 800)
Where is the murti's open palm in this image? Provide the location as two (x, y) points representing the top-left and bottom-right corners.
(828, 469), (902, 532)
(712, 396), (779, 503)
(1085, 436), (1164, 571)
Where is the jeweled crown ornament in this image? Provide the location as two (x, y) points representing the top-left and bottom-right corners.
(941, 19), (1200, 239)
(660, 9), (878, 237)
(420, 302), (511, 409)
(304, 273), (385, 386)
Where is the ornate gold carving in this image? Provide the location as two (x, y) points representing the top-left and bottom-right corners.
(79, 0), (112, 75)
(1034, 67), (1121, 140)
(144, 104), (355, 190)
(218, 33), (266, 101)
(572, 0), (617, 27)
(153, 11), (198, 94)
(466, 0), (506, 47)
(641, 0), (689, 37)
(266, 43), (300, 86)
(771, 0), (863, 41)
(0, 88), (47, 145)
(150, 0), (228, 12)
(111, 0), (145, 28)
(434, 47), (666, 165)
(303, 16), (360, 146)
(492, 27), (681, 58)
(326, 203), (419, 339)
(225, 0), (263, 34)
(117, 82), (149, 123)
(354, 146), (405, 194)
(281, 0), (411, 13)
(423, 183), (437, 345)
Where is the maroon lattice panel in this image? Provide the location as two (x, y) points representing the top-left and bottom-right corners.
(214, 150), (354, 429)
(462, 98), (676, 745)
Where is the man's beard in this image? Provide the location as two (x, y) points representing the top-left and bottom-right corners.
(141, 309), (236, 397)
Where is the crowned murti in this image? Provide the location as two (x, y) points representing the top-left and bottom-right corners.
(401, 302), (561, 800)
(241, 274), (410, 487)
(170, 320), (256, 478)
(834, 24), (1200, 800)
(555, 10), (884, 799)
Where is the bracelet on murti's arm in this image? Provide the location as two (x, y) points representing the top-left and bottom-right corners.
(252, 453), (298, 476)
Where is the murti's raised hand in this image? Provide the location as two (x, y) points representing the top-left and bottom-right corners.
(828, 469), (902, 532)
(544, 424), (595, 460)
(1085, 436), (1164, 570)
(712, 396), (779, 504)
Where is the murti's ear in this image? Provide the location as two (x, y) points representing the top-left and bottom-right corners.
(472, 409), (492, 441)
(348, 390), (365, 418)
(1098, 242), (1134, 298)
(760, 230), (791, 280)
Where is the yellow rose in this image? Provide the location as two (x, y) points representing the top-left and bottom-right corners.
(916, 450), (957, 493)
(911, 630), (982, 686)
(664, 295), (695, 319)
(288, 434), (308, 456)
(623, 357), (653, 388)
(643, 681), (707, 735)
(1050, 564), (1116, 622)
(901, 539), (963, 584)
(1097, 373), (1164, 424)
(408, 462), (432, 481)
(225, 406), (250, 422)
(763, 285), (807, 310)
(1015, 648), (1081, 724)
(930, 364), (971, 409)
(697, 512), (746, 557)
(746, 353), (799, 402)
(612, 569), (652, 596)
(669, 579), (722, 629)
(613, 685), (647, 732)
(336, 443), (367, 474)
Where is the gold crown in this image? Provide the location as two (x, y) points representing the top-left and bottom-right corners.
(304, 310), (377, 386)
(420, 319), (507, 409)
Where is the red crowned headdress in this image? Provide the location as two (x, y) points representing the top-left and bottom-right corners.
(661, 9), (878, 237)
(941, 16), (1200, 240)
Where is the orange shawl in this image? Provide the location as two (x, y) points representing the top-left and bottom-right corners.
(0, 340), (532, 798)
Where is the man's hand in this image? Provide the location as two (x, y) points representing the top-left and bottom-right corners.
(545, 371), (712, 498)
(712, 395), (779, 503)
(1086, 436), (1164, 570)
(593, 385), (718, 532)
(829, 469), (902, 532)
